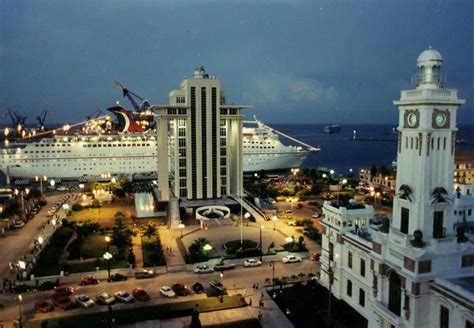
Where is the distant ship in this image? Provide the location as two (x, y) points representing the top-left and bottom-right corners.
(0, 109), (315, 180)
(324, 124), (341, 134)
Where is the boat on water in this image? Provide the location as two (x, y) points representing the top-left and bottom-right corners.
(0, 108), (315, 180)
(324, 124), (341, 134)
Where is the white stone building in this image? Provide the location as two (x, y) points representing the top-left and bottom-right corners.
(320, 49), (474, 328)
(152, 67), (250, 202)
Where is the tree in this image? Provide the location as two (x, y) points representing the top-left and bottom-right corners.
(370, 165), (377, 177)
(143, 222), (157, 239)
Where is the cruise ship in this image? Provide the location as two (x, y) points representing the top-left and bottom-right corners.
(0, 108), (313, 180)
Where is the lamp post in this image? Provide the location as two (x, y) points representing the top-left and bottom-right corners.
(18, 294), (23, 328)
(242, 212), (250, 246)
(220, 271), (224, 303)
(18, 260), (26, 281)
(103, 252), (113, 280)
(272, 215), (278, 231)
(178, 221), (185, 238)
(270, 261), (275, 292)
(259, 225), (264, 262)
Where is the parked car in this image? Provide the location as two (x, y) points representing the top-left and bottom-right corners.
(53, 286), (74, 298)
(80, 276), (99, 285)
(53, 297), (76, 310)
(192, 282), (205, 294)
(285, 210), (293, 214)
(287, 220), (296, 226)
(243, 258), (262, 267)
(282, 255), (302, 263)
(213, 261), (236, 271)
(159, 286), (176, 298)
(13, 221), (25, 229)
(267, 198), (276, 204)
(96, 292), (116, 305)
(172, 283), (192, 296)
(75, 295), (95, 308)
(114, 291), (134, 303)
(38, 281), (56, 291)
(209, 280), (225, 292)
(108, 273), (128, 282)
(193, 264), (214, 274)
(309, 252), (321, 261)
(295, 203), (303, 209)
(34, 300), (54, 313)
(132, 287), (150, 301)
(135, 269), (155, 279)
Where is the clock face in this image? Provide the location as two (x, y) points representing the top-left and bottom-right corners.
(435, 113), (446, 127)
(407, 113), (417, 127)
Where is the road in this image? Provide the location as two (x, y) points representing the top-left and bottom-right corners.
(0, 193), (66, 279)
(0, 260), (320, 327)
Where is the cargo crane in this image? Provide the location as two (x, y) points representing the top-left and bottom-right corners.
(85, 109), (104, 121)
(6, 107), (27, 133)
(113, 81), (154, 130)
(114, 80), (150, 112)
(36, 108), (49, 131)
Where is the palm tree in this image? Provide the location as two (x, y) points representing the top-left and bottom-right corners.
(143, 222), (157, 239)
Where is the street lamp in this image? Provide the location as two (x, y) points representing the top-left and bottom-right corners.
(272, 215), (278, 230)
(242, 212), (250, 246)
(103, 251), (113, 280)
(18, 294), (23, 328)
(18, 260), (26, 281)
(259, 225), (264, 262)
(270, 261), (276, 292)
(220, 271), (224, 303)
(178, 221), (185, 238)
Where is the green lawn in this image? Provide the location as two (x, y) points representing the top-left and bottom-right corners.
(80, 234), (109, 258)
(25, 295), (247, 328)
(66, 257), (129, 274)
(69, 200), (135, 228)
(142, 235), (166, 267)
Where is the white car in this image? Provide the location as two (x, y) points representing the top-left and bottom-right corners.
(114, 291), (134, 303)
(160, 286), (176, 298)
(76, 294), (95, 308)
(282, 255), (302, 263)
(243, 258), (262, 267)
(13, 221), (25, 229)
(193, 264), (214, 274)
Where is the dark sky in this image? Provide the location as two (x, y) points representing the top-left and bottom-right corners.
(1, 0), (473, 125)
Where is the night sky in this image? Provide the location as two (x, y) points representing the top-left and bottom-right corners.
(1, 0), (472, 125)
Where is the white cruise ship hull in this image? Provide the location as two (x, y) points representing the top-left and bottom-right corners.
(243, 151), (308, 172)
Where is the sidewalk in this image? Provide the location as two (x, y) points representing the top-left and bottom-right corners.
(132, 235), (143, 268)
(158, 226), (186, 269)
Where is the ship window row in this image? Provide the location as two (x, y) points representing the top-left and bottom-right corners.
(82, 143), (151, 148)
(35, 144), (71, 147)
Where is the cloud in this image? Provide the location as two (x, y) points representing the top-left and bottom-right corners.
(251, 75), (337, 106)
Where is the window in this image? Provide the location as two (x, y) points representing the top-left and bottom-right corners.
(359, 289), (365, 307)
(348, 251), (352, 268)
(461, 254), (474, 267)
(347, 280), (352, 297)
(329, 242), (334, 261)
(360, 258), (366, 277)
(401, 207), (409, 234)
(440, 305), (449, 328)
(433, 211), (444, 239)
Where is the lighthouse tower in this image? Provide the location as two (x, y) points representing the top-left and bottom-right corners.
(392, 48), (465, 242)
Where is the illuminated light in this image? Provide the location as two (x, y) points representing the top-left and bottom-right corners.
(285, 237), (294, 243)
(203, 244), (212, 251)
(37, 236), (44, 245)
(4, 128), (10, 136)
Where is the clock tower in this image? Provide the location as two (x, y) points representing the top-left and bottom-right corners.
(392, 47), (465, 240)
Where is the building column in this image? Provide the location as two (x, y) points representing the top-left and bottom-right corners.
(156, 114), (169, 201)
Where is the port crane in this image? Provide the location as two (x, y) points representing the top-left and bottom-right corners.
(36, 108), (49, 131)
(5, 107), (27, 132)
(85, 109), (104, 121)
(114, 80), (150, 112)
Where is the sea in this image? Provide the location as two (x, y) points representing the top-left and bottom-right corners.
(272, 124), (474, 175)
(1, 124), (474, 186)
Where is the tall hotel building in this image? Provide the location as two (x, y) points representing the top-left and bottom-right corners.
(320, 49), (474, 328)
(152, 67), (250, 202)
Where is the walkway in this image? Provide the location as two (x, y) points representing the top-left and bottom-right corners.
(158, 226), (186, 270)
(131, 235), (143, 268)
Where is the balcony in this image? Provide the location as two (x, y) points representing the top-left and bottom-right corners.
(388, 228), (412, 249)
(373, 300), (402, 327)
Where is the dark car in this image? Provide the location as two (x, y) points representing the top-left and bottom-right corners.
(213, 261), (236, 271)
(80, 275), (99, 285)
(34, 300), (54, 313)
(192, 282), (205, 294)
(53, 297), (76, 310)
(53, 285), (74, 298)
(172, 283), (192, 296)
(108, 273), (128, 282)
(209, 280), (225, 292)
(132, 287), (150, 302)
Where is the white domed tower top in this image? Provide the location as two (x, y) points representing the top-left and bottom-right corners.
(412, 46), (445, 89)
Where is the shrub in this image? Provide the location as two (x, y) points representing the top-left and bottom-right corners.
(188, 238), (212, 263)
(71, 203), (83, 212)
